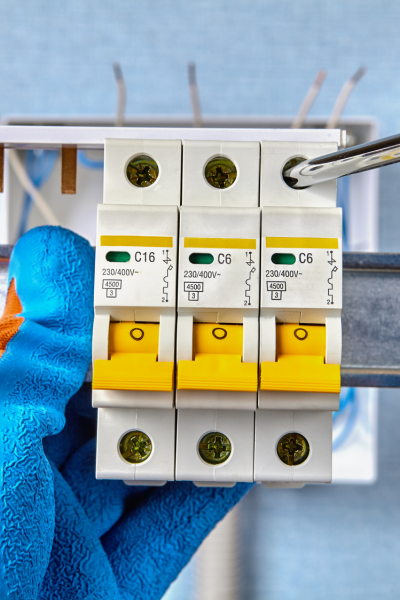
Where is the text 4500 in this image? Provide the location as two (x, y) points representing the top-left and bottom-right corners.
(102, 268), (135, 276)
(265, 270), (300, 278)
(183, 270), (219, 278)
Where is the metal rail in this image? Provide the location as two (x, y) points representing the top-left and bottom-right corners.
(284, 132), (400, 188)
(1, 246), (400, 388)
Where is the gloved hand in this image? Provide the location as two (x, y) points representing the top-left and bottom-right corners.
(0, 226), (253, 600)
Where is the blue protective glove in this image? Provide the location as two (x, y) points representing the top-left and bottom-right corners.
(0, 226), (253, 600)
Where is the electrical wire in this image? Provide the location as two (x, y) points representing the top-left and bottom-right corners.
(113, 62), (126, 127)
(77, 150), (104, 170)
(188, 62), (202, 128)
(291, 70), (327, 129)
(333, 387), (358, 451)
(8, 149), (59, 232)
(16, 149), (58, 239)
(326, 67), (367, 129)
(337, 175), (350, 252)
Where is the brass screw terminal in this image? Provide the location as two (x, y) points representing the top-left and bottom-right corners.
(198, 432), (232, 465)
(204, 156), (237, 189)
(119, 430), (152, 464)
(277, 432), (310, 466)
(126, 154), (159, 187)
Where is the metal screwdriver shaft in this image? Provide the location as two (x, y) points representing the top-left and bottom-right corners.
(283, 131), (400, 188)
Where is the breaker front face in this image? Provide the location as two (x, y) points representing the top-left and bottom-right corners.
(92, 133), (342, 487)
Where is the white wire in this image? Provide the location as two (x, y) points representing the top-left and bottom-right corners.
(292, 70), (327, 129)
(8, 149), (60, 226)
(188, 62), (202, 128)
(195, 507), (240, 600)
(326, 66), (367, 129)
(113, 63), (126, 127)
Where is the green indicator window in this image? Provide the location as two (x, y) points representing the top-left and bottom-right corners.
(189, 253), (214, 265)
(106, 251), (131, 263)
(271, 253), (296, 265)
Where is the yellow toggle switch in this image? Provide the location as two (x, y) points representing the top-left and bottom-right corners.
(260, 324), (340, 393)
(93, 322), (174, 391)
(177, 323), (258, 392)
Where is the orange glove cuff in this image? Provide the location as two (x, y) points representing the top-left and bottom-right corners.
(0, 278), (24, 358)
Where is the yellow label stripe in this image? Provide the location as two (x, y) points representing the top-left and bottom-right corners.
(101, 235), (173, 247)
(266, 237), (338, 250)
(184, 237), (256, 250)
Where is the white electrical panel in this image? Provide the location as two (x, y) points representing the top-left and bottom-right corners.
(91, 130), (343, 486)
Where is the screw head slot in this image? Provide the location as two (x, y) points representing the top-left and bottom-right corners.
(126, 154), (159, 187)
(198, 432), (232, 465)
(204, 156), (237, 189)
(277, 432), (310, 466)
(119, 430), (152, 464)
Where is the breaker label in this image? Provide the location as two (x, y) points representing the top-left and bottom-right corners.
(179, 244), (260, 310)
(102, 279), (122, 298)
(183, 270), (219, 278)
(262, 246), (342, 309)
(265, 270), (301, 278)
(184, 282), (204, 292)
(95, 233), (178, 308)
(267, 280), (286, 301)
(102, 279), (122, 289)
(184, 281), (204, 301)
(162, 249), (173, 303)
(102, 268), (135, 276)
(267, 281), (286, 290)
(244, 267), (257, 306)
(327, 250), (339, 305)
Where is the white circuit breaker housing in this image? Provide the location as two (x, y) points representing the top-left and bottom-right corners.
(91, 132), (342, 486)
(175, 140), (260, 484)
(255, 141), (342, 484)
(93, 139), (181, 484)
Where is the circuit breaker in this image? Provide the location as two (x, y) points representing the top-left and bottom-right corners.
(175, 141), (260, 485)
(255, 141), (342, 484)
(93, 139), (180, 484)
(92, 134), (342, 486)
